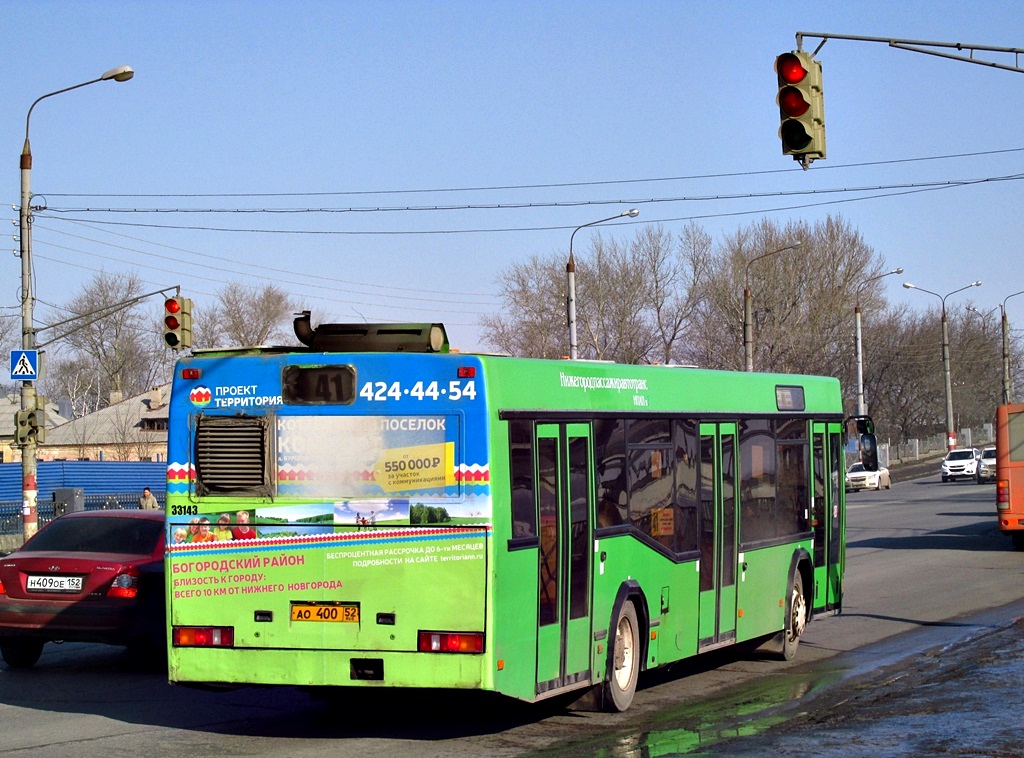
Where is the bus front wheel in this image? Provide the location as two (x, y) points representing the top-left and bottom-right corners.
(604, 601), (640, 712)
(778, 572), (807, 661)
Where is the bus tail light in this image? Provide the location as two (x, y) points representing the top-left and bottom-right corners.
(173, 626), (235, 648)
(457, 366), (476, 379)
(997, 480), (1010, 510)
(418, 631), (484, 653)
(181, 368), (201, 380)
(106, 567), (140, 599)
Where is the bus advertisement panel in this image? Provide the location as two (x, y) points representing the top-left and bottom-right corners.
(167, 351), (493, 689)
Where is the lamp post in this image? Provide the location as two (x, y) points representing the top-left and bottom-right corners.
(903, 280), (982, 451)
(854, 267), (903, 416)
(743, 241), (802, 372)
(18, 66), (134, 541)
(566, 209), (639, 360)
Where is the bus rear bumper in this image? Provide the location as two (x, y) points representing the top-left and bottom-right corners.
(168, 647), (492, 691)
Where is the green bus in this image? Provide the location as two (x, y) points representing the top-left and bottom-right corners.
(165, 317), (870, 711)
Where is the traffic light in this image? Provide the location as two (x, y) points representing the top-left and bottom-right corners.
(775, 51), (825, 164)
(14, 410), (31, 445)
(27, 407), (45, 444)
(13, 406), (45, 445)
(163, 296), (193, 350)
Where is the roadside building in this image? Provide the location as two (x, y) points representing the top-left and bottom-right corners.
(0, 395), (68, 464)
(25, 385), (170, 463)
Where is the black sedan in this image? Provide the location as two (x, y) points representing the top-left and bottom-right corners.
(0, 510), (165, 669)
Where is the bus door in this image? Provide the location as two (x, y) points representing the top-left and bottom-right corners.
(811, 423), (845, 611)
(697, 422), (738, 649)
(535, 423), (594, 694)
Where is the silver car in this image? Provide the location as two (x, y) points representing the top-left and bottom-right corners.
(977, 446), (997, 483)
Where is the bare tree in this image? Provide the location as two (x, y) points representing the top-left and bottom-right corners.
(577, 233), (655, 363)
(686, 215), (884, 385)
(107, 403), (143, 462)
(0, 312), (20, 354)
(481, 254), (566, 358)
(203, 281), (295, 347)
(484, 225), (709, 364)
(43, 272), (162, 414)
(646, 223), (712, 365)
(42, 356), (103, 420)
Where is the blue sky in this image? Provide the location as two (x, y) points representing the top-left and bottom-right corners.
(5, 1), (1023, 352)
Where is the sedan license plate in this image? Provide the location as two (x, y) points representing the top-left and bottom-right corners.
(27, 574), (82, 593)
(290, 602), (359, 623)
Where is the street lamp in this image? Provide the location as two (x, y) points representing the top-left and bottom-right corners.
(903, 280), (982, 451)
(967, 304), (1003, 403)
(18, 66), (134, 541)
(854, 267), (903, 416)
(743, 241), (802, 372)
(566, 209), (640, 360)
(1000, 291), (1024, 404)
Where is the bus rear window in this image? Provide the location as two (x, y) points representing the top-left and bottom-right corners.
(1009, 411), (1024, 463)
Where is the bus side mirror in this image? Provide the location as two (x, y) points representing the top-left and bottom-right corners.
(846, 415), (878, 471)
(856, 418), (875, 435)
(860, 433), (879, 472)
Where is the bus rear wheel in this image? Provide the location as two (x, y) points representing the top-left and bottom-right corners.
(604, 601), (640, 712)
(1012, 533), (1024, 552)
(779, 572), (807, 661)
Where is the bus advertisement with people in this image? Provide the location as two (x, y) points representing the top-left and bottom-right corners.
(995, 402), (1024, 549)
(164, 316), (874, 711)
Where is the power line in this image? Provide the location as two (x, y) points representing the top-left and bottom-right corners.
(36, 174), (1024, 235)
(37, 146), (1024, 199)
(32, 221), (497, 305)
(40, 174), (1024, 215)
(31, 243), (491, 317)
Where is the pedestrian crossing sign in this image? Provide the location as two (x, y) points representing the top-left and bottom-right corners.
(10, 350), (38, 381)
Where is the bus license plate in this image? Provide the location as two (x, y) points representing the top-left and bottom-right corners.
(27, 575), (82, 593)
(290, 603), (359, 623)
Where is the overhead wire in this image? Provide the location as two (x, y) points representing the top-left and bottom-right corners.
(31, 222), (496, 306)
(34, 172), (1024, 235)
(38, 146), (1024, 198)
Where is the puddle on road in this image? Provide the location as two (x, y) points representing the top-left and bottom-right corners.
(585, 669), (841, 756)
(570, 612), (1024, 757)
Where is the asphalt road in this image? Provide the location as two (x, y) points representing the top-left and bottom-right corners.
(712, 605), (1024, 755)
(1, 475), (1018, 756)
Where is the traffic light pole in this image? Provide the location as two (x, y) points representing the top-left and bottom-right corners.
(33, 286), (179, 349)
(19, 132), (38, 542)
(793, 32), (1024, 74)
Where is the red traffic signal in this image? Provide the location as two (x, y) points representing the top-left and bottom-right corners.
(775, 51), (825, 164)
(164, 298), (181, 332)
(163, 296), (192, 350)
(776, 53), (807, 85)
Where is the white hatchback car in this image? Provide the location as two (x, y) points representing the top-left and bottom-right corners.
(941, 448), (980, 482)
(845, 462), (892, 492)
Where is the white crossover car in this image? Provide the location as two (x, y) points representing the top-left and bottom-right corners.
(941, 448), (980, 482)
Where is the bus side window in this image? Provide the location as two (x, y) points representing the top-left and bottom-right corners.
(594, 419), (627, 527)
(674, 420), (700, 553)
(509, 421), (537, 538)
